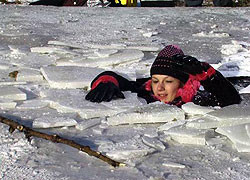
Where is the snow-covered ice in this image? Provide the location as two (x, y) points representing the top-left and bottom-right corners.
(163, 125), (215, 145)
(181, 102), (216, 115)
(0, 86), (27, 101)
(1, 6), (250, 180)
(107, 103), (185, 125)
(33, 116), (77, 128)
(40, 66), (104, 89)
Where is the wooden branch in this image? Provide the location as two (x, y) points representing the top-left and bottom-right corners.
(0, 116), (125, 167)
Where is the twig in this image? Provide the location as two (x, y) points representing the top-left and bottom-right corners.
(0, 116), (125, 167)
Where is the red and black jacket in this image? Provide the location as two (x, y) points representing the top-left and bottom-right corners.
(90, 67), (241, 107)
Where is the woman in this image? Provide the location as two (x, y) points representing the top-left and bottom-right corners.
(85, 45), (241, 107)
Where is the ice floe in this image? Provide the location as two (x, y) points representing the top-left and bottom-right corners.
(75, 118), (102, 131)
(16, 99), (49, 110)
(40, 89), (144, 119)
(181, 102), (216, 115)
(33, 116), (77, 128)
(186, 105), (250, 129)
(40, 66), (104, 89)
(16, 68), (44, 82)
(163, 125), (215, 145)
(98, 136), (155, 161)
(0, 99), (17, 109)
(107, 103), (185, 126)
(56, 49), (144, 68)
(0, 86), (27, 101)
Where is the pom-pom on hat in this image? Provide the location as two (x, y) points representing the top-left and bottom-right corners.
(150, 45), (189, 83)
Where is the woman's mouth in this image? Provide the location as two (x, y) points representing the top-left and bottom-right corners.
(156, 94), (167, 99)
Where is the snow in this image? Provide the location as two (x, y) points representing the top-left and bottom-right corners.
(0, 5), (250, 180)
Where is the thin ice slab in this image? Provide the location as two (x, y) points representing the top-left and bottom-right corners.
(187, 105), (250, 129)
(16, 99), (49, 110)
(56, 49), (144, 68)
(98, 136), (155, 161)
(107, 103), (185, 126)
(75, 118), (102, 131)
(0, 100), (16, 109)
(33, 116), (77, 128)
(40, 89), (142, 119)
(40, 66), (104, 89)
(216, 124), (250, 146)
(164, 125), (215, 145)
(181, 102), (216, 115)
(0, 86), (27, 101)
(16, 69), (44, 82)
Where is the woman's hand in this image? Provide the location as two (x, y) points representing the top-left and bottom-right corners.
(85, 82), (125, 103)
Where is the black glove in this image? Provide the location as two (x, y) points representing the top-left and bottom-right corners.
(85, 82), (125, 103)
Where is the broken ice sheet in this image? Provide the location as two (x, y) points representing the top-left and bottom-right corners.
(16, 99), (49, 110)
(40, 89), (140, 119)
(75, 117), (102, 131)
(164, 125), (215, 145)
(33, 116), (77, 128)
(16, 68), (44, 82)
(216, 123), (250, 146)
(93, 49), (118, 58)
(239, 85), (250, 94)
(10, 52), (57, 69)
(56, 49), (144, 68)
(107, 103), (185, 126)
(181, 102), (216, 115)
(0, 86), (27, 101)
(142, 136), (166, 151)
(186, 105), (250, 129)
(40, 66), (104, 89)
(157, 120), (187, 132)
(233, 142), (250, 153)
(162, 161), (186, 168)
(98, 136), (155, 161)
(0, 99), (16, 109)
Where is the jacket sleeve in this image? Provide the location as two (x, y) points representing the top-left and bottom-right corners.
(90, 71), (139, 92)
(199, 64), (241, 107)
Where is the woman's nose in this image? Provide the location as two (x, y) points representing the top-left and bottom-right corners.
(157, 82), (165, 91)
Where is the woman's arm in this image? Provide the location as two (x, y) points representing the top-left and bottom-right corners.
(198, 63), (241, 107)
(86, 71), (138, 102)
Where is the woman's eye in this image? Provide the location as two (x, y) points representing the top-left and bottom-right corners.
(165, 80), (172, 83)
(152, 81), (158, 84)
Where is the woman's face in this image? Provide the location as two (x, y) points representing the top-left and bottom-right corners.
(151, 74), (181, 103)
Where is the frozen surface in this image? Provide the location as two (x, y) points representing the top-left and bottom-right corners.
(98, 135), (156, 161)
(163, 125), (215, 145)
(16, 68), (44, 82)
(0, 100), (17, 109)
(181, 102), (216, 115)
(0, 6), (250, 180)
(41, 66), (104, 89)
(0, 86), (27, 101)
(107, 103), (185, 125)
(33, 117), (77, 128)
(187, 105), (250, 129)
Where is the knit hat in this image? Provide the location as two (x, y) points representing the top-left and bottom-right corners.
(150, 45), (189, 83)
(149, 45), (216, 104)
